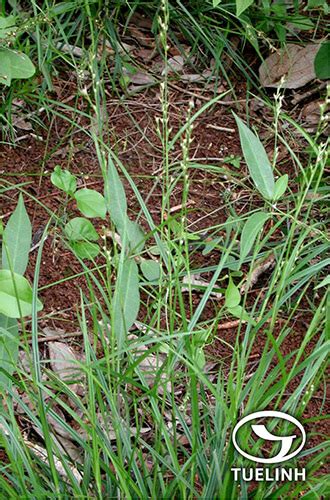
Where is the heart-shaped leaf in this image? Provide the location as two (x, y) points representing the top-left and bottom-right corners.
(0, 48), (35, 86)
(74, 188), (106, 219)
(0, 270), (43, 318)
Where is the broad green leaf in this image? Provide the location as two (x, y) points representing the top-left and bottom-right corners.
(0, 323), (19, 390)
(0, 48), (35, 86)
(227, 305), (251, 322)
(225, 276), (241, 309)
(212, 0), (221, 6)
(2, 194), (32, 275)
(236, 0), (254, 17)
(70, 241), (100, 260)
(140, 259), (161, 281)
(0, 49), (12, 85)
(233, 113), (275, 200)
(105, 155), (127, 230)
(51, 165), (77, 195)
(113, 258), (140, 348)
(0, 16), (16, 39)
(0, 314), (17, 337)
(240, 212), (270, 265)
(194, 347), (206, 370)
(64, 218), (99, 242)
(314, 41), (330, 80)
(0, 270), (43, 318)
(126, 219), (145, 253)
(307, 0), (329, 12)
(74, 188), (106, 219)
(273, 174), (288, 200)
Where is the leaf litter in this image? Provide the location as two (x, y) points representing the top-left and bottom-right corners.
(259, 43), (320, 89)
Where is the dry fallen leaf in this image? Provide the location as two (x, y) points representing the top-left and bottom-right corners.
(48, 341), (84, 395)
(259, 44), (320, 89)
(162, 55), (185, 75)
(123, 68), (155, 85)
(300, 100), (322, 131)
(182, 274), (222, 299)
(128, 334), (171, 394)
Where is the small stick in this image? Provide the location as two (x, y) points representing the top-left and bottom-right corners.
(292, 82), (326, 105)
(218, 320), (241, 330)
(26, 331), (84, 344)
(206, 124), (235, 133)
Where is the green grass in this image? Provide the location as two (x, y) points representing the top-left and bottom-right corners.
(0, 0), (329, 498)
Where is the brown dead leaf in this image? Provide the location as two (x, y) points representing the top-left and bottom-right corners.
(259, 44), (320, 89)
(48, 341), (84, 395)
(182, 275), (222, 299)
(123, 68), (155, 85)
(162, 55), (185, 75)
(300, 100), (322, 129)
(128, 26), (154, 48)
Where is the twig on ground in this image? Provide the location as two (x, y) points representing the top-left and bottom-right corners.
(27, 331), (84, 344)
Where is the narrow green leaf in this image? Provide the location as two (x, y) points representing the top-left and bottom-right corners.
(64, 218), (99, 242)
(140, 259), (161, 281)
(240, 212), (270, 264)
(273, 174), (288, 200)
(51, 165), (77, 195)
(0, 323), (19, 390)
(315, 275), (330, 290)
(225, 276), (241, 309)
(233, 112), (275, 199)
(0, 270), (43, 318)
(2, 194), (32, 275)
(105, 155), (127, 229)
(113, 258), (140, 348)
(202, 236), (222, 256)
(74, 188), (106, 219)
